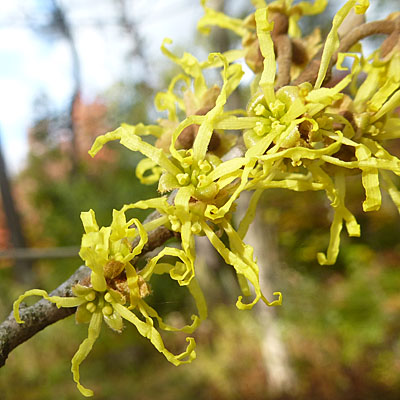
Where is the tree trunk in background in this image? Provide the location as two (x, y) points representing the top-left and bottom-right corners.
(50, 0), (81, 175)
(237, 191), (297, 397)
(116, 0), (151, 78)
(0, 134), (33, 283)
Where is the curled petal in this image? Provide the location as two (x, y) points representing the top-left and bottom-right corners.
(141, 246), (195, 286)
(71, 311), (103, 397)
(193, 53), (243, 163)
(79, 225), (110, 292)
(89, 125), (181, 177)
(161, 38), (207, 98)
(315, 0), (368, 89)
(138, 296), (201, 335)
(154, 73), (191, 121)
(139, 271), (207, 333)
(294, 0), (328, 15)
(309, 166), (360, 265)
(112, 302), (196, 365)
(237, 188), (263, 239)
(198, 0), (248, 37)
(13, 289), (85, 324)
(201, 220), (280, 310)
(80, 210), (99, 234)
(381, 170), (400, 213)
(136, 158), (162, 185)
(370, 90), (400, 123)
(356, 145), (381, 212)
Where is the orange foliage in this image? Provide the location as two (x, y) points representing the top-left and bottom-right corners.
(72, 94), (116, 165)
(0, 204), (10, 250)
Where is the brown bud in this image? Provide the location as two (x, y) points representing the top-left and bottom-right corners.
(201, 85), (220, 111)
(341, 110), (354, 123)
(179, 105), (221, 151)
(332, 144), (356, 162)
(244, 38), (264, 73)
(298, 120), (314, 141)
(195, 106), (213, 116)
(291, 39), (308, 65)
(340, 110), (357, 132)
(104, 259), (125, 280)
(208, 132), (221, 152)
(242, 31), (255, 47)
(271, 12), (289, 37)
(178, 124), (198, 149)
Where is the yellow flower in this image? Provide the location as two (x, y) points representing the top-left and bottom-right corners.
(79, 207), (148, 291)
(14, 205), (209, 396)
(88, 48), (282, 309)
(14, 261), (206, 396)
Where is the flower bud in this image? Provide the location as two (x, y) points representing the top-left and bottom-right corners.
(86, 302), (96, 313)
(85, 292), (96, 302)
(102, 305), (113, 316)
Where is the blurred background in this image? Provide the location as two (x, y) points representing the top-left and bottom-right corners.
(1, 0), (400, 399)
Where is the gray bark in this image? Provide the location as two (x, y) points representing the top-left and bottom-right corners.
(0, 266), (90, 368)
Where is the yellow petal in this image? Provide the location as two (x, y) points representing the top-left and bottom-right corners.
(80, 210), (99, 234)
(255, 8), (276, 106)
(136, 158), (162, 185)
(198, 0), (248, 37)
(13, 289), (85, 323)
(315, 0), (368, 89)
(113, 302), (196, 365)
(90, 125), (181, 177)
(71, 311), (103, 397)
(356, 145), (382, 212)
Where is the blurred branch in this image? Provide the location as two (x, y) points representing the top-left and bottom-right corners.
(49, 0), (82, 174)
(0, 246), (80, 261)
(292, 18), (397, 86)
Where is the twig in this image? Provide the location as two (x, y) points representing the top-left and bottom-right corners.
(274, 34), (293, 89)
(292, 19), (397, 86)
(380, 17), (400, 58)
(338, 19), (397, 55)
(0, 246), (80, 261)
(0, 266), (90, 368)
(270, 12), (292, 89)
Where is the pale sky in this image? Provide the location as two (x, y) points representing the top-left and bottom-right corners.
(0, 0), (204, 174)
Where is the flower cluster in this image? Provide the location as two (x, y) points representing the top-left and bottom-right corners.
(14, 206), (206, 396)
(14, 0), (400, 396)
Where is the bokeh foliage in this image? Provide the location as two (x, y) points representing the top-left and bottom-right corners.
(2, 0), (400, 398)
